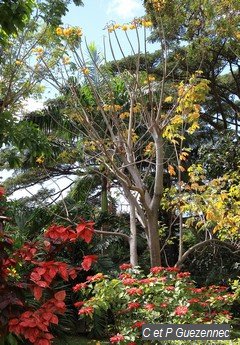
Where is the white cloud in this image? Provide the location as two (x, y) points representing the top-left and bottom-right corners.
(107, 0), (143, 20)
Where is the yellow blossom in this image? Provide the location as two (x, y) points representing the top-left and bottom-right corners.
(76, 28), (83, 37)
(114, 24), (120, 29)
(164, 96), (173, 103)
(37, 47), (44, 54)
(168, 164), (176, 176)
(63, 56), (70, 64)
(108, 26), (114, 33)
(15, 60), (23, 65)
(82, 67), (90, 75)
(119, 112), (130, 119)
(36, 156), (44, 164)
(129, 24), (136, 30)
(235, 31), (240, 40)
(56, 27), (63, 35)
(142, 20), (153, 28)
(121, 25), (129, 31)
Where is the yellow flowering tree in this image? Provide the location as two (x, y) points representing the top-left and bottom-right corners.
(28, 12), (213, 267)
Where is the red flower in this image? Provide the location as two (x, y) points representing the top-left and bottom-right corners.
(174, 306), (188, 316)
(126, 287), (143, 296)
(188, 298), (200, 304)
(78, 306), (94, 315)
(128, 302), (141, 310)
(119, 263), (132, 270)
(177, 272), (191, 279)
(110, 333), (125, 343)
(74, 301), (85, 308)
(73, 282), (87, 292)
(166, 267), (180, 272)
(87, 273), (104, 282)
(44, 224), (76, 243)
(150, 266), (165, 274)
(76, 221), (95, 243)
(81, 255), (98, 271)
(119, 273), (132, 279)
(139, 277), (157, 284)
(160, 303), (168, 308)
(132, 321), (145, 328)
(166, 285), (175, 291)
(0, 186), (5, 197)
(122, 278), (137, 285)
(145, 303), (155, 310)
(18, 242), (37, 261)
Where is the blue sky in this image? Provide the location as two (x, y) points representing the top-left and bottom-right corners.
(63, 0), (151, 60)
(64, 0), (145, 42)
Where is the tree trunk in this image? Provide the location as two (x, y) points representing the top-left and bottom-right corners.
(147, 214), (161, 267)
(129, 203), (138, 266)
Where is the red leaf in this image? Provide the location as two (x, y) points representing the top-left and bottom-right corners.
(76, 221), (95, 243)
(33, 286), (43, 300)
(50, 314), (58, 325)
(48, 267), (57, 279)
(36, 280), (48, 288)
(54, 290), (66, 301)
(58, 265), (68, 281)
(81, 255), (98, 271)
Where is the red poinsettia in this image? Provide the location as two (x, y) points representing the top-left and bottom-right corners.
(81, 255), (98, 271)
(174, 305), (189, 316)
(0, 186), (5, 197)
(44, 224), (76, 242)
(110, 333), (125, 343)
(76, 220), (95, 243)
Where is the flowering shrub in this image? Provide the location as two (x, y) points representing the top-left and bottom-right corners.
(0, 188), (98, 344)
(74, 264), (235, 344)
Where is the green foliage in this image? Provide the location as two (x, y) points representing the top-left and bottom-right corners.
(75, 266), (237, 344)
(0, 0), (35, 43)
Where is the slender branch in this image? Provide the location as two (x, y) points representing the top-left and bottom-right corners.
(94, 229), (130, 242)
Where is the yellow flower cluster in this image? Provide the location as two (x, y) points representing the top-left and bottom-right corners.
(235, 31), (240, 40)
(32, 47), (44, 55)
(36, 156), (44, 164)
(15, 59), (23, 65)
(143, 75), (155, 84)
(119, 111), (130, 119)
(144, 142), (155, 156)
(107, 19), (153, 33)
(55, 26), (83, 38)
(148, 0), (166, 12)
(103, 104), (122, 112)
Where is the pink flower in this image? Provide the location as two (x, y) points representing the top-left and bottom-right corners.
(174, 306), (188, 316)
(110, 333), (125, 343)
